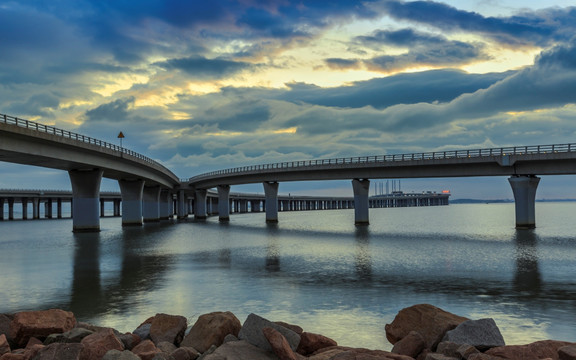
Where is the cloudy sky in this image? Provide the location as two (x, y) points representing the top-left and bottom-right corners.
(2, 0), (576, 199)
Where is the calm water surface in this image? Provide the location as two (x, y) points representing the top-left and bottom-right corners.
(1, 203), (576, 349)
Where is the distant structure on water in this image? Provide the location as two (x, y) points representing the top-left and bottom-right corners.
(369, 180), (450, 208)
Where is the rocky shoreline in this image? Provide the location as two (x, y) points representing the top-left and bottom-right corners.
(0, 304), (574, 360)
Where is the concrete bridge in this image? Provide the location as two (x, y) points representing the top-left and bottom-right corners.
(2, 113), (573, 230)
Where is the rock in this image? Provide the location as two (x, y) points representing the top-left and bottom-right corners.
(181, 312), (241, 353)
(425, 354), (459, 360)
(151, 353), (174, 360)
(80, 328), (124, 360)
(308, 347), (348, 360)
(327, 347), (415, 360)
(468, 354), (506, 360)
(44, 328), (94, 345)
(149, 314), (187, 346)
(238, 313), (300, 353)
(118, 333), (141, 350)
(16, 343), (44, 359)
(385, 304), (469, 350)
(134, 324), (152, 341)
(275, 322), (303, 335)
(157, 341), (178, 354)
(34, 342), (84, 360)
(457, 344), (480, 360)
(223, 335), (237, 343)
(560, 345), (576, 360)
(391, 331), (426, 358)
(485, 340), (574, 360)
(132, 339), (161, 360)
(437, 341), (461, 358)
(442, 319), (505, 350)
(0, 315), (13, 347)
(102, 349), (141, 360)
(10, 309), (76, 347)
(0, 354), (26, 360)
(0, 335), (10, 356)
(262, 327), (297, 360)
(296, 332), (338, 356)
(171, 347), (200, 360)
(201, 340), (278, 360)
(25, 337), (43, 348)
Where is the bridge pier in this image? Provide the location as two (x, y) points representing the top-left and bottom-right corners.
(263, 181), (279, 223)
(509, 175), (540, 229)
(69, 169), (103, 232)
(159, 189), (172, 220)
(194, 189), (207, 220)
(143, 185), (161, 222)
(32, 198), (39, 219)
(176, 190), (188, 219)
(218, 185), (230, 221)
(119, 179), (144, 226)
(352, 178), (370, 225)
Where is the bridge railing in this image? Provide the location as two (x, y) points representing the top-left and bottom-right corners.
(188, 143), (576, 182)
(1, 113), (175, 174)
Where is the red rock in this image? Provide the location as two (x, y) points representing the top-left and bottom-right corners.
(132, 339), (161, 360)
(24, 337), (42, 349)
(559, 345), (576, 360)
(327, 347), (416, 360)
(392, 331), (426, 358)
(149, 313), (187, 345)
(0, 354), (26, 360)
(296, 332), (338, 355)
(171, 347), (200, 360)
(385, 304), (469, 350)
(263, 327), (298, 360)
(10, 309), (76, 347)
(275, 322), (304, 335)
(80, 329), (124, 360)
(0, 316), (12, 346)
(485, 340), (575, 360)
(0, 335), (10, 356)
(180, 311), (241, 353)
(34, 343), (84, 360)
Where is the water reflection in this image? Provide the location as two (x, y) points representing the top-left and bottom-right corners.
(265, 223), (281, 272)
(513, 229), (541, 296)
(71, 232), (104, 316)
(354, 226), (372, 282)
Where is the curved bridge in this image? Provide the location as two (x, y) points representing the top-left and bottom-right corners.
(0, 114), (180, 231)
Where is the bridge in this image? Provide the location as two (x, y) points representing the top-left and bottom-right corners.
(2, 113), (573, 230)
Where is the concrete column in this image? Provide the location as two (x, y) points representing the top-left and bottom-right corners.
(218, 185), (231, 221)
(352, 179), (370, 225)
(118, 179), (145, 226)
(159, 189), (171, 220)
(69, 169), (103, 232)
(100, 199), (105, 217)
(0, 198), (3, 220)
(113, 199), (121, 217)
(46, 198), (53, 218)
(263, 181), (279, 223)
(33, 198), (40, 219)
(57, 198), (63, 218)
(8, 198), (14, 220)
(143, 185), (161, 222)
(21, 197), (28, 219)
(509, 175), (540, 229)
(194, 189), (207, 219)
(176, 190), (188, 219)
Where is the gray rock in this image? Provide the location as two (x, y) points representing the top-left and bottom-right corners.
(442, 318), (505, 351)
(425, 353), (459, 360)
(437, 341), (461, 358)
(134, 323), (152, 341)
(44, 327), (94, 345)
(34, 343), (84, 360)
(152, 353), (175, 359)
(457, 344), (480, 359)
(237, 313), (300, 352)
(223, 334), (238, 343)
(102, 349), (141, 360)
(201, 340), (278, 360)
(157, 341), (178, 354)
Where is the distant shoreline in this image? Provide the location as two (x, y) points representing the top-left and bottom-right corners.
(451, 198), (576, 204)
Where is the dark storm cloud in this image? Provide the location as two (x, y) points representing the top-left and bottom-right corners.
(155, 56), (254, 79)
(356, 28), (447, 48)
(84, 97), (135, 122)
(379, 0), (575, 46)
(325, 58), (362, 70)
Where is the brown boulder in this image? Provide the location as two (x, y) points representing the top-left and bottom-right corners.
(171, 347), (200, 360)
(149, 313), (187, 345)
(296, 332), (338, 356)
(132, 339), (161, 360)
(0, 353), (26, 359)
(0, 335), (10, 356)
(485, 340), (574, 360)
(328, 347), (416, 360)
(180, 311), (241, 353)
(275, 322), (304, 335)
(263, 327), (298, 360)
(34, 342), (84, 360)
(385, 304), (468, 350)
(392, 331), (426, 358)
(560, 345), (576, 360)
(10, 309), (76, 347)
(80, 329), (124, 360)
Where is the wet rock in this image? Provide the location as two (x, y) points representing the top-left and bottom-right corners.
(80, 328), (124, 360)
(385, 304), (469, 350)
(44, 327), (94, 345)
(10, 309), (76, 347)
(263, 327), (297, 360)
(34, 342), (84, 360)
(559, 345), (576, 360)
(132, 339), (161, 360)
(392, 330), (426, 358)
(102, 349), (141, 360)
(171, 347), (199, 360)
(442, 319), (505, 350)
(238, 313), (300, 353)
(0, 335), (10, 356)
(296, 331), (338, 356)
(485, 340), (574, 360)
(181, 312), (241, 353)
(149, 314), (187, 346)
(201, 340), (277, 360)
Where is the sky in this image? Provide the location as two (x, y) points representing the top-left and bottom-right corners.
(2, 0), (576, 199)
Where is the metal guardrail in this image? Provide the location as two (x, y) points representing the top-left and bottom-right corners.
(1, 113), (175, 175)
(188, 143), (576, 183)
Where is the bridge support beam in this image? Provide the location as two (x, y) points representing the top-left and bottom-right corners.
(194, 189), (207, 220)
(176, 190), (188, 219)
(69, 169), (103, 232)
(263, 181), (279, 223)
(218, 185), (231, 221)
(509, 175), (540, 229)
(352, 178), (370, 225)
(159, 189), (172, 220)
(119, 179), (144, 226)
(143, 185), (161, 222)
